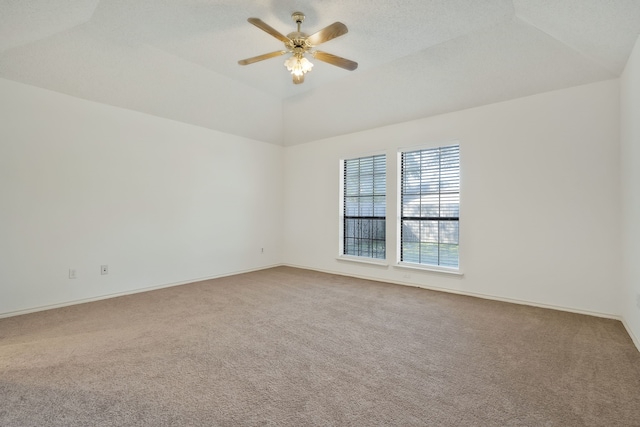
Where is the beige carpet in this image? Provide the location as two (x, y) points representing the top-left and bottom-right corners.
(1, 266), (639, 426)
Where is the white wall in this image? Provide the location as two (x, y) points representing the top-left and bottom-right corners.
(0, 71), (629, 332)
(0, 78), (284, 316)
(621, 36), (640, 348)
(284, 80), (621, 317)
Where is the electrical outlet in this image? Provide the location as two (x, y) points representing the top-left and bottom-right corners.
(636, 293), (640, 310)
(101, 265), (108, 275)
(69, 269), (77, 279)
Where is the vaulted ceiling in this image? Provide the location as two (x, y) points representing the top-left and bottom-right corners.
(2, 1), (639, 145)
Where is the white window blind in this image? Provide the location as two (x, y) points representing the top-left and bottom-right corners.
(400, 145), (459, 268)
(343, 155), (386, 259)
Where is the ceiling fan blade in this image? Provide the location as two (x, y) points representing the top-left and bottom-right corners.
(238, 51), (287, 66)
(247, 18), (290, 43)
(312, 51), (358, 71)
(307, 22), (348, 46)
(292, 74), (305, 84)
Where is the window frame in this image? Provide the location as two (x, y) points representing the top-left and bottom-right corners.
(396, 142), (462, 274)
(338, 152), (388, 264)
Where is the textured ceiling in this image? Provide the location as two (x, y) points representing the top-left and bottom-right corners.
(1, 1), (639, 145)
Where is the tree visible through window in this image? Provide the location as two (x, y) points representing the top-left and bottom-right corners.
(343, 155), (386, 259)
(400, 145), (459, 268)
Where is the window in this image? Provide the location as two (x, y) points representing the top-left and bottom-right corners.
(342, 154), (386, 259)
(400, 145), (460, 268)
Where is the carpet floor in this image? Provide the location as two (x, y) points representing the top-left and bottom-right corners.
(1, 266), (639, 426)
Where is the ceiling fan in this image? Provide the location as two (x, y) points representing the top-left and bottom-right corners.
(238, 11), (358, 84)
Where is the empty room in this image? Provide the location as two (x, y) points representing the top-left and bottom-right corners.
(1, 1), (640, 425)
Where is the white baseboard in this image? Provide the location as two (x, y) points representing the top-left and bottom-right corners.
(283, 263), (640, 353)
(283, 263), (618, 319)
(621, 317), (640, 353)
(4, 262), (639, 354)
(0, 264), (283, 319)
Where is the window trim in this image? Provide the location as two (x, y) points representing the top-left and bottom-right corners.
(336, 255), (389, 267)
(396, 141), (462, 272)
(394, 261), (463, 276)
(338, 151), (388, 261)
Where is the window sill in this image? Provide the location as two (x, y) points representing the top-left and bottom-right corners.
(336, 256), (389, 267)
(394, 262), (464, 276)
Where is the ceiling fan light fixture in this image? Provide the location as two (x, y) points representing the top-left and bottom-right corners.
(284, 54), (313, 76)
(238, 12), (357, 85)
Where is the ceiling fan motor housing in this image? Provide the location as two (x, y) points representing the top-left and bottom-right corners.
(286, 33), (311, 51)
(288, 12), (311, 50)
